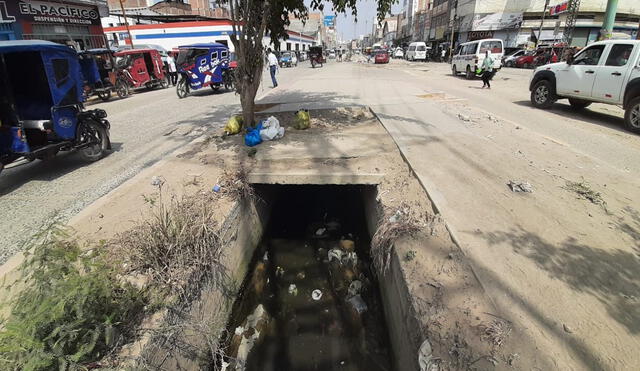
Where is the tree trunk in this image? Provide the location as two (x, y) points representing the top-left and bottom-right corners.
(239, 60), (263, 126)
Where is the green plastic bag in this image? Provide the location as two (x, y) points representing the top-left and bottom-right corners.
(224, 115), (243, 135)
(294, 109), (310, 130)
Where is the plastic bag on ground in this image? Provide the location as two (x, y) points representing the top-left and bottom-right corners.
(259, 116), (285, 141)
(244, 121), (263, 147)
(294, 109), (310, 130)
(224, 115), (243, 135)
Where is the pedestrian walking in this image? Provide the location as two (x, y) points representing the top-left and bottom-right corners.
(481, 51), (495, 89)
(167, 54), (177, 86)
(441, 48), (446, 62)
(267, 48), (278, 88)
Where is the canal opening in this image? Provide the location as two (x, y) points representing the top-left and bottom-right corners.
(224, 184), (393, 371)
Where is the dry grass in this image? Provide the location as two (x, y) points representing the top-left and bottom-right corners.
(478, 319), (511, 350)
(564, 180), (606, 207)
(371, 206), (421, 275)
(218, 167), (256, 202)
(113, 190), (227, 300)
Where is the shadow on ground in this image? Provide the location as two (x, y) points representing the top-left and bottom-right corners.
(512, 100), (629, 134)
(471, 227), (640, 336)
(0, 143), (123, 197)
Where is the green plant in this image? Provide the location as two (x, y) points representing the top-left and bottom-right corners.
(0, 224), (147, 370)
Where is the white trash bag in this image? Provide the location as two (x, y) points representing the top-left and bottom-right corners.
(260, 116), (285, 141)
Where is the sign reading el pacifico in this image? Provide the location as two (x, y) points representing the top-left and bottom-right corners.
(13, 0), (100, 25)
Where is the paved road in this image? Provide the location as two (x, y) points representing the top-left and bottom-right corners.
(259, 58), (640, 370)
(0, 68), (290, 263)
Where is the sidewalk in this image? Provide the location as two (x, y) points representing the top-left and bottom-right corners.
(370, 89), (640, 371)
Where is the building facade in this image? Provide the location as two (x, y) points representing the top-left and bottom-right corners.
(454, 0), (640, 48)
(0, 0), (108, 49)
(103, 20), (316, 52)
(106, 0), (228, 19)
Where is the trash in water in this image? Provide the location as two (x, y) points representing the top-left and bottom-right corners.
(235, 326), (244, 336)
(342, 251), (358, 266)
(259, 116), (285, 141)
(507, 180), (533, 193)
(340, 239), (355, 251)
(275, 266), (284, 277)
(347, 294), (368, 314)
(418, 339), (434, 371)
(288, 284), (298, 296)
(296, 271), (306, 280)
(311, 289), (322, 300)
(328, 249), (343, 263)
(212, 184), (221, 192)
(315, 227), (327, 236)
(263, 251), (269, 261)
(326, 220), (341, 231)
(348, 280), (363, 297)
(235, 304), (270, 370)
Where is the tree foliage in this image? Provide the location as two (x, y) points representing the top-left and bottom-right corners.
(0, 225), (147, 370)
(219, 0), (396, 125)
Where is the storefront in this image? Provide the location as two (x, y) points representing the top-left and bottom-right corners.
(2, 0), (107, 49)
(0, 1), (18, 40)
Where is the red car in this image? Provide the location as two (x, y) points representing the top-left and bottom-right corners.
(374, 50), (390, 64)
(516, 47), (560, 68)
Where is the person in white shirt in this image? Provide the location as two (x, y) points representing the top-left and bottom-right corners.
(166, 54), (177, 86)
(267, 49), (278, 87)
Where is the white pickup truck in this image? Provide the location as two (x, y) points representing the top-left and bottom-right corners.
(529, 40), (640, 133)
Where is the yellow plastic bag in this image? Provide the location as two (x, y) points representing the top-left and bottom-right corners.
(224, 115), (243, 135)
(294, 109), (310, 130)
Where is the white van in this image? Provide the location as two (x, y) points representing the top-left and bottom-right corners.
(406, 42), (428, 61)
(451, 38), (504, 79)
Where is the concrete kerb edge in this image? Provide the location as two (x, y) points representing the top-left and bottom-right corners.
(367, 106), (501, 313)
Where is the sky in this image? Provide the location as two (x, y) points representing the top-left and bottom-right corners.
(305, 0), (404, 41)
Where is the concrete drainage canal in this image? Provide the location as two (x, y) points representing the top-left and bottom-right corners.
(223, 184), (393, 371)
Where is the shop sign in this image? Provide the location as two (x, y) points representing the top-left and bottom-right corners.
(472, 12), (523, 31)
(468, 31), (494, 41)
(7, 0), (101, 26)
(549, 2), (569, 16)
(0, 1), (16, 23)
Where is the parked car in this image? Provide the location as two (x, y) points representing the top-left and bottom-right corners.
(328, 50), (337, 59)
(279, 52), (297, 67)
(374, 50), (390, 64)
(516, 46), (561, 68)
(502, 49), (525, 67)
(451, 38), (504, 79)
(393, 48), (404, 59)
(406, 42), (428, 61)
(529, 40), (640, 132)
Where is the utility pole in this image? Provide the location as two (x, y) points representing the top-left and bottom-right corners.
(448, 0), (457, 63)
(536, 0), (550, 47)
(118, 0), (134, 48)
(600, 0), (618, 40)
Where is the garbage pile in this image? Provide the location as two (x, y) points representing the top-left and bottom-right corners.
(224, 215), (391, 370)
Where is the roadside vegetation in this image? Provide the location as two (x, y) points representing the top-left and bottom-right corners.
(0, 183), (248, 369)
(0, 225), (147, 370)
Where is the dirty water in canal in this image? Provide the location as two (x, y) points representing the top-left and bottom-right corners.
(224, 185), (393, 371)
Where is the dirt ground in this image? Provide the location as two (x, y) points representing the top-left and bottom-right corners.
(1, 106), (544, 369)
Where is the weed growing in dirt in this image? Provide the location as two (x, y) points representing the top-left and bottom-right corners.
(114, 191), (228, 301)
(0, 224), (147, 370)
(371, 206), (421, 275)
(405, 250), (417, 261)
(564, 180), (606, 207)
(478, 319), (512, 350)
(218, 167), (257, 202)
